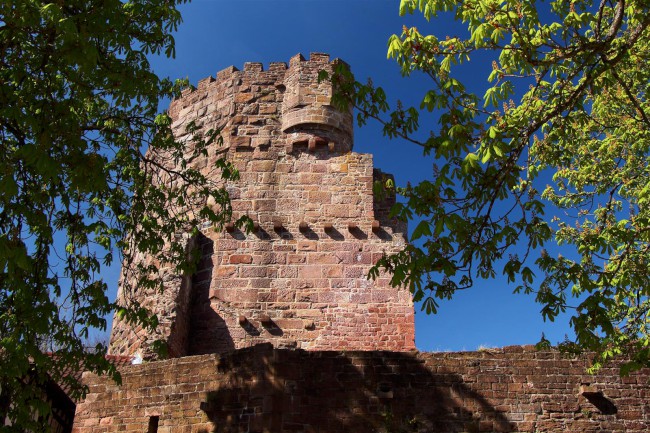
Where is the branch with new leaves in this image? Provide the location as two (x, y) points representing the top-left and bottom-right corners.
(329, 0), (650, 374)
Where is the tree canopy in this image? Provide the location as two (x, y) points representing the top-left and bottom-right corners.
(0, 1), (237, 429)
(332, 0), (650, 373)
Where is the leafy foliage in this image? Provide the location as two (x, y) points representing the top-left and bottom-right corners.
(0, 1), (237, 429)
(332, 0), (650, 373)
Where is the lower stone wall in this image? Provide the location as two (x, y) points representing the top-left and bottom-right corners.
(73, 344), (650, 433)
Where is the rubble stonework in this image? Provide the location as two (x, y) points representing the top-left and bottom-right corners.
(73, 344), (650, 433)
(108, 53), (415, 360)
(75, 53), (650, 433)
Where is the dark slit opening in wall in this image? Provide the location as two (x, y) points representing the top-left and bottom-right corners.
(147, 416), (159, 433)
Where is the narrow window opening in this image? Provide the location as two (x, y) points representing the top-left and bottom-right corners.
(147, 416), (159, 433)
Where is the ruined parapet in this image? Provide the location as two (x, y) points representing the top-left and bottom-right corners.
(74, 345), (650, 433)
(282, 53), (353, 153)
(108, 54), (414, 360)
(166, 52), (352, 156)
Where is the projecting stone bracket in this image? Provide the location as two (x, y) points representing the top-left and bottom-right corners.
(221, 221), (387, 241)
(237, 315), (261, 336)
(286, 135), (336, 154)
(260, 314), (283, 336)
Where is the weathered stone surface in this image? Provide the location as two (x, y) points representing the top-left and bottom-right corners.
(85, 54), (650, 433)
(73, 344), (650, 433)
(108, 53), (414, 360)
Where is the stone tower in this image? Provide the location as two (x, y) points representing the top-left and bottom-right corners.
(108, 53), (415, 360)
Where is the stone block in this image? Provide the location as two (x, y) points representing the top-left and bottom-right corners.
(229, 254), (253, 264)
(107, 53), (414, 366)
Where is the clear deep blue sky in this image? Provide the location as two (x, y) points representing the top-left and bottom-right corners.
(136, 0), (576, 351)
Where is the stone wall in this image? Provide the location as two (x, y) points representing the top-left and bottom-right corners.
(73, 343), (650, 433)
(108, 53), (414, 360)
(91, 53), (650, 433)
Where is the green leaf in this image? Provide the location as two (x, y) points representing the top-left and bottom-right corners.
(387, 35), (402, 58)
(411, 220), (432, 241)
(344, 0), (650, 375)
(0, 0), (238, 427)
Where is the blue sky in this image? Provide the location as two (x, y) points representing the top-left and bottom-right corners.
(138, 0), (576, 352)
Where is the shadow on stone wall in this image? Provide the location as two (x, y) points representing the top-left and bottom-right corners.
(188, 234), (235, 355)
(197, 344), (514, 433)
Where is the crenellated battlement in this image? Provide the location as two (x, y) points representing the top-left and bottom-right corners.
(168, 53), (353, 155)
(75, 53), (650, 433)
(174, 52), (342, 98)
(109, 54), (413, 361)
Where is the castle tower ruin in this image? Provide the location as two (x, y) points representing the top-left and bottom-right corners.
(108, 53), (415, 359)
(74, 54), (650, 433)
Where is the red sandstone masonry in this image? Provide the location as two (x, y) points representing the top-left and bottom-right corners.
(81, 52), (650, 433)
(73, 344), (650, 433)
(108, 53), (414, 360)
